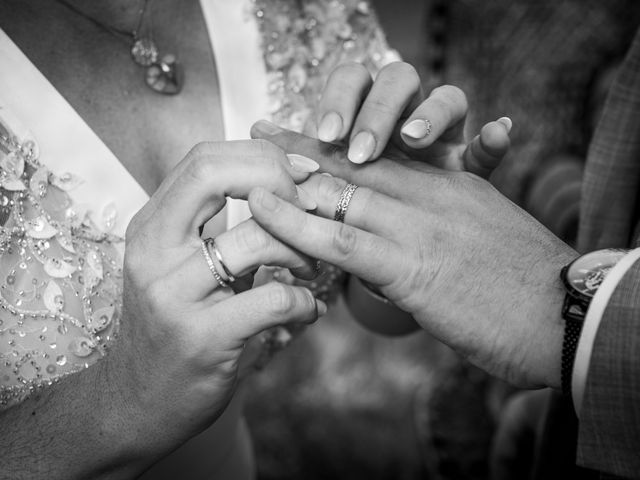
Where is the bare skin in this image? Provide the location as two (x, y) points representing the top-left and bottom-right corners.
(0, 0), (224, 195)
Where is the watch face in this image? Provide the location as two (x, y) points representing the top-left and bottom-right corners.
(565, 249), (628, 297)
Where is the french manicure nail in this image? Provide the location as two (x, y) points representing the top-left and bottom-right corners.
(497, 116), (512, 133)
(401, 119), (432, 139)
(296, 185), (317, 210)
(258, 189), (279, 212)
(317, 111), (343, 142)
(254, 119), (283, 135)
(316, 299), (328, 317)
(287, 154), (320, 173)
(348, 131), (376, 164)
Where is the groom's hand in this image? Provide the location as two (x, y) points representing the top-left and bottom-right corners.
(249, 123), (577, 390)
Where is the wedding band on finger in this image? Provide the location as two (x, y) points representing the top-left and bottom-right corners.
(212, 239), (236, 283)
(201, 238), (230, 288)
(334, 183), (359, 223)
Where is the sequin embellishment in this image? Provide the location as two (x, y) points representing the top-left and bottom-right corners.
(0, 123), (122, 409)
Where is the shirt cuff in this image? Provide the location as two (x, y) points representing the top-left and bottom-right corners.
(572, 247), (640, 416)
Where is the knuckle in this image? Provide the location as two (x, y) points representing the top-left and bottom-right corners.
(332, 223), (358, 258)
(268, 155), (287, 177)
(317, 176), (346, 204)
(253, 138), (282, 158)
(449, 170), (491, 194)
(188, 141), (212, 158)
(188, 151), (217, 180)
(333, 61), (369, 79)
(328, 62), (371, 97)
(266, 283), (297, 316)
(433, 85), (468, 111)
(140, 279), (169, 315)
(363, 97), (395, 116)
(252, 142), (287, 176)
(428, 95), (450, 113)
(236, 222), (272, 254)
(379, 61), (420, 89)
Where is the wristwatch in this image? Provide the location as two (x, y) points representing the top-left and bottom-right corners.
(560, 248), (629, 399)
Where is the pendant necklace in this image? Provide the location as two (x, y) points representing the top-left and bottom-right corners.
(55, 0), (183, 95)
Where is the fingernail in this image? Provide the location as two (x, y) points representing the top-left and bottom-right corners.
(497, 116), (512, 133)
(257, 189), (280, 212)
(316, 299), (328, 317)
(401, 119), (432, 139)
(317, 112), (343, 142)
(254, 119), (283, 135)
(287, 154), (320, 173)
(348, 131), (375, 164)
(296, 185), (317, 211)
(321, 172), (333, 177)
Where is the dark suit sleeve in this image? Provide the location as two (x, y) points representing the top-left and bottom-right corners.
(576, 259), (640, 478)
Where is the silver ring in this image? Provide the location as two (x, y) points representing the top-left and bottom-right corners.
(334, 183), (358, 223)
(212, 239), (236, 283)
(201, 238), (228, 288)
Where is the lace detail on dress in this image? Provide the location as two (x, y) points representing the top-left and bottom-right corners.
(0, 118), (122, 409)
(252, 0), (400, 132)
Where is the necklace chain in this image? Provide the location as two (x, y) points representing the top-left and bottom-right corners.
(54, 0), (182, 95)
(55, 0), (149, 43)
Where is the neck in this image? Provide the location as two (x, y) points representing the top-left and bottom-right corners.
(60, 0), (149, 34)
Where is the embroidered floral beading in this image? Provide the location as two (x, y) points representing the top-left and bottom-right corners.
(252, 0), (399, 132)
(0, 123), (122, 409)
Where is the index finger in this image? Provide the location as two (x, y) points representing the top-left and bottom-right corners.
(248, 187), (405, 288)
(250, 120), (423, 198)
(142, 140), (318, 247)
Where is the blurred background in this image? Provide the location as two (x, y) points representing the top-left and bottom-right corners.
(244, 1), (640, 479)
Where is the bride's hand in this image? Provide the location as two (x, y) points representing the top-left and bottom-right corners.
(104, 140), (324, 466)
(314, 61), (511, 177)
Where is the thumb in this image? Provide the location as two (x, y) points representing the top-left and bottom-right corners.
(461, 118), (511, 179)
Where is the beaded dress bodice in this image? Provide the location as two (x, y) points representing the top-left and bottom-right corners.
(0, 118), (123, 408)
(0, 0), (398, 409)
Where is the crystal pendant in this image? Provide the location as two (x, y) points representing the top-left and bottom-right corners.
(131, 38), (158, 67)
(145, 54), (183, 95)
(131, 38), (182, 95)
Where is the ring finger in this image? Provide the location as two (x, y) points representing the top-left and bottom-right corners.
(299, 174), (405, 237)
(179, 219), (319, 301)
(249, 187), (405, 287)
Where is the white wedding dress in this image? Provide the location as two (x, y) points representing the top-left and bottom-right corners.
(0, 0), (398, 477)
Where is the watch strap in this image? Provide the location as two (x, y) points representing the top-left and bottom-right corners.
(561, 296), (585, 399)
